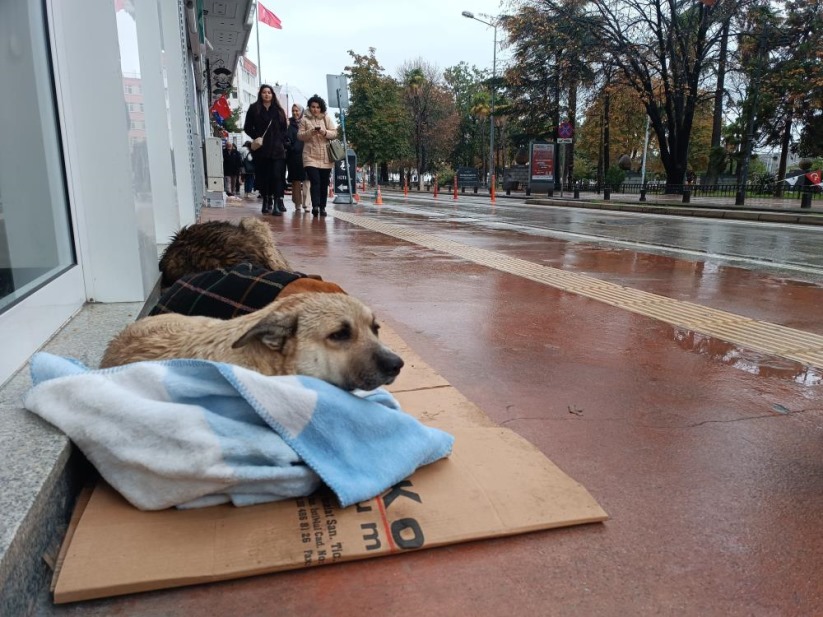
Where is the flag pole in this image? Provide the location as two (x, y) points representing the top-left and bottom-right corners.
(255, 2), (262, 86)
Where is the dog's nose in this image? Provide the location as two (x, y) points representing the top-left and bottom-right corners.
(379, 351), (404, 376)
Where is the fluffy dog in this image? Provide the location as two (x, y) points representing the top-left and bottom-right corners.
(159, 218), (291, 288)
(100, 292), (404, 391)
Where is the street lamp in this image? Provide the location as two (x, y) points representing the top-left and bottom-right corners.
(462, 10), (497, 190)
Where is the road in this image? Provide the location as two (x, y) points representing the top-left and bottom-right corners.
(375, 193), (823, 280)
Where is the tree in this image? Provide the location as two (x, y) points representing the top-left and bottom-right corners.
(399, 59), (459, 189)
(780, 0), (823, 159)
(576, 81), (656, 179)
(443, 61), (489, 171)
(549, 0), (731, 191)
(502, 1), (598, 184)
(575, 75), (713, 182)
(344, 48), (409, 182)
(705, 16), (731, 185)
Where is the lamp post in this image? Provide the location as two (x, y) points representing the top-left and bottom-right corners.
(462, 10), (496, 190)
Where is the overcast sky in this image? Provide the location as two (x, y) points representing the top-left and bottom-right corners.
(251, 0), (509, 108)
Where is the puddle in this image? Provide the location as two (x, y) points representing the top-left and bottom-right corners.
(671, 326), (822, 386)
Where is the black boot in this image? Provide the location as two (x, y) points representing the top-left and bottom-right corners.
(276, 197), (286, 212)
(311, 207), (318, 216)
(319, 207), (327, 217)
(261, 195), (269, 214)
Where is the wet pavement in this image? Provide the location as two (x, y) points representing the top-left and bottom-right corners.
(39, 199), (823, 616)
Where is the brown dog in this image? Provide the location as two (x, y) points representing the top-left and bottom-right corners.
(159, 218), (291, 287)
(100, 292), (403, 391)
(278, 278), (346, 299)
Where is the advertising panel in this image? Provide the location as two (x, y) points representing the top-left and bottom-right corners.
(530, 142), (554, 183)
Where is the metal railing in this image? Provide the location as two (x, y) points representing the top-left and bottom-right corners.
(370, 179), (820, 207)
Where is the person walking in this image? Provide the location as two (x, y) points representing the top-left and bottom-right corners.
(298, 94), (337, 217)
(222, 142), (242, 196)
(243, 84), (288, 215)
(240, 141), (256, 199)
(286, 103), (308, 212)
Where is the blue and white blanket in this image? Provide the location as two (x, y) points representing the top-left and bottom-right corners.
(25, 353), (454, 511)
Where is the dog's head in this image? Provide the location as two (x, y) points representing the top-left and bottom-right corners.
(231, 293), (403, 391)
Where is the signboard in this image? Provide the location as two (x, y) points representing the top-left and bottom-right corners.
(502, 165), (529, 190)
(530, 142), (554, 182)
(527, 140), (556, 193)
(456, 166), (480, 188)
(332, 148), (357, 204)
(557, 121), (574, 144)
(326, 74), (350, 110)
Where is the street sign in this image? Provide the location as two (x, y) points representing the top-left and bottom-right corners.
(326, 74), (349, 110)
(557, 138), (573, 143)
(332, 148), (357, 204)
(558, 121), (574, 139)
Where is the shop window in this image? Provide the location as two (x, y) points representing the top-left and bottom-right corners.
(0, 1), (75, 312)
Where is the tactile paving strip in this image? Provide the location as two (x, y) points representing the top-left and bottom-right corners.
(332, 210), (823, 370)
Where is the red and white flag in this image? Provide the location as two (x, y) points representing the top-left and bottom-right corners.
(258, 2), (282, 29)
(805, 170), (822, 186)
(210, 95), (231, 120)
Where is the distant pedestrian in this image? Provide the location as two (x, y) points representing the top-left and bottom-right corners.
(222, 142), (242, 196)
(286, 103), (308, 212)
(243, 84), (288, 215)
(240, 141), (256, 198)
(298, 94), (338, 217)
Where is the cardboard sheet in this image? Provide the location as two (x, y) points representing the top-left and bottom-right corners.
(51, 327), (608, 604)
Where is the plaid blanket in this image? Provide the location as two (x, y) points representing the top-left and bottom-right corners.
(150, 263), (305, 319)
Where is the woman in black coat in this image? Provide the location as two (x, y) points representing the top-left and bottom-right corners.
(243, 84), (288, 215)
(286, 103), (307, 212)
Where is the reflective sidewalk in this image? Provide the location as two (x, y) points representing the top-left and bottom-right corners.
(33, 199), (823, 616)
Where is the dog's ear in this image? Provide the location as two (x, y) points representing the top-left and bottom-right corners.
(231, 312), (297, 351)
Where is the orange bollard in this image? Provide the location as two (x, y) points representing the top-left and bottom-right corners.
(353, 192), (360, 203)
(490, 176), (496, 203)
(433, 176), (438, 199)
(453, 176), (458, 200)
(404, 178), (408, 197)
(328, 182), (334, 198)
(375, 184), (384, 205)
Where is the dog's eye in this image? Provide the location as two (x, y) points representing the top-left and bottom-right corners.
(328, 324), (352, 342)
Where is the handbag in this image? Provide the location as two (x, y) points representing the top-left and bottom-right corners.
(327, 139), (346, 162)
(250, 119), (272, 151)
(242, 153), (255, 174)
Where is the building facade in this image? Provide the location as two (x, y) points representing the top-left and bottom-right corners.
(0, 0), (255, 386)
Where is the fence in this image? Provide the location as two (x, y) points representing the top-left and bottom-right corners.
(517, 181), (819, 206)
(373, 179), (820, 206)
